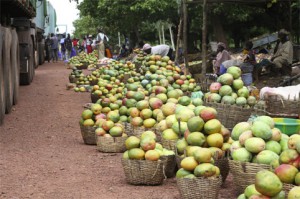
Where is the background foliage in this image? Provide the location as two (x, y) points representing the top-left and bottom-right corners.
(73, 0), (299, 52)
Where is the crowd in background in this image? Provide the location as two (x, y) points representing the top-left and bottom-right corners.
(45, 33), (79, 63)
(44, 30), (118, 63)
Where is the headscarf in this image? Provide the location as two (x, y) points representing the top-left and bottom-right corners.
(217, 42), (226, 49)
(142, 43), (152, 51)
(278, 29), (289, 35)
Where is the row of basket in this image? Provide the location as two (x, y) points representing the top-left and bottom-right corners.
(80, 122), (178, 152)
(79, 122), (224, 198)
(79, 123), (296, 198)
(122, 158), (223, 199)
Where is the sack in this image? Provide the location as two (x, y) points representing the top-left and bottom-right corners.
(70, 47), (76, 58)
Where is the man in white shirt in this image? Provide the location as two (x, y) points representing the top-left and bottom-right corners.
(96, 29), (109, 59)
(142, 43), (173, 59)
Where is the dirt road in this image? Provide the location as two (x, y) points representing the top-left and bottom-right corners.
(0, 62), (235, 199)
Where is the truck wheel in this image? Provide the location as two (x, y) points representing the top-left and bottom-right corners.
(11, 29), (20, 105)
(0, 25), (5, 125)
(31, 37), (35, 82)
(36, 42), (40, 67)
(20, 37), (34, 85)
(3, 27), (14, 114)
(38, 42), (44, 65)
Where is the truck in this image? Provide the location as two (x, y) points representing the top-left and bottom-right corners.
(0, 0), (56, 125)
(34, 0), (56, 65)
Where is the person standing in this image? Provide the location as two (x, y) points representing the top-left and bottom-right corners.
(212, 42), (231, 75)
(86, 35), (93, 54)
(96, 29), (109, 59)
(65, 33), (73, 60)
(81, 37), (87, 53)
(72, 37), (79, 55)
(50, 33), (59, 63)
(60, 34), (66, 60)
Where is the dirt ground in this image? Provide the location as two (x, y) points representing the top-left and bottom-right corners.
(0, 61), (236, 199)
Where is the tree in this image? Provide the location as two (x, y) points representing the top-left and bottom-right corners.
(73, 15), (99, 39)
(76, 0), (178, 47)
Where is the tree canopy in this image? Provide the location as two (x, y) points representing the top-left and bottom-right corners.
(73, 0), (299, 50)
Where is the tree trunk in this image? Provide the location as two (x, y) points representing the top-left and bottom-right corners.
(183, 0), (189, 75)
(201, 0), (207, 76)
(212, 15), (227, 46)
(175, 19), (183, 64)
(134, 27), (140, 44)
(162, 24), (165, 44)
(169, 25), (175, 51)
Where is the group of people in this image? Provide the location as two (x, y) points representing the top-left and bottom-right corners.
(45, 28), (293, 87)
(45, 33), (78, 63)
(79, 29), (112, 59)
(212, 29), (293, 86)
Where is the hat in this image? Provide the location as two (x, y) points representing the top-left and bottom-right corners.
(217, 42), (226, 49)
(142, 43), (152, 51)
(278, 29), (289, 35)
(88, 34), (93, 38)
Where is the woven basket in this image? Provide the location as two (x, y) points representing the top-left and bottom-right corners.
(161, 138), (177, 151)
(188, 63), (202, 74)
(228, 159), (273, 195)
(282, 183), (296, 195)
(96, 136), (127, 153)
(78, 62), (88, 69)
(175, 149), (184, 169)
(123, 122), (133, 136)
(160, 155), (176, 178)
(175, 150), (229, 184)
(69, 75), (78, 83)
(175, 154), (184, 169)
(131, 126), (157, 139)
(121, 159), (165, 185)
(264, 93), (300, 118)
(131, 126), (145, 138)
(177, 176), (222, 199)
(79, 123), (97, 145)
(203, 102), (266, 129)
(91, 93), (100, 103)
(90, 79), (99, 86)
(155, 129), (162, 143)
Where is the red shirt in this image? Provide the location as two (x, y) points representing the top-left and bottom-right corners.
(72, 39), (78, 46)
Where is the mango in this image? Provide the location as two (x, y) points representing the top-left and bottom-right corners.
(251, 121), (272, 140)
(231, 122), (252, 141)
(256, 150), (279, 165)
(232, 148), (252, 162)
(255, 170), (282, 197)
(245, 137), (266, 153)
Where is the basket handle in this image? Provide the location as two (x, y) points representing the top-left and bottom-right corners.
(178, 119), (182, 139)
(150, 161), (166, 180)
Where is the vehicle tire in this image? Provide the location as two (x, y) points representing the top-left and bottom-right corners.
(11, 29), (20, 105)
(0, 25), (5, 125)
(38, 42), (44, 65)
(31, 37), (35, 82)
(20, 37), (34, 85)
(3, 27), (14, 114)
